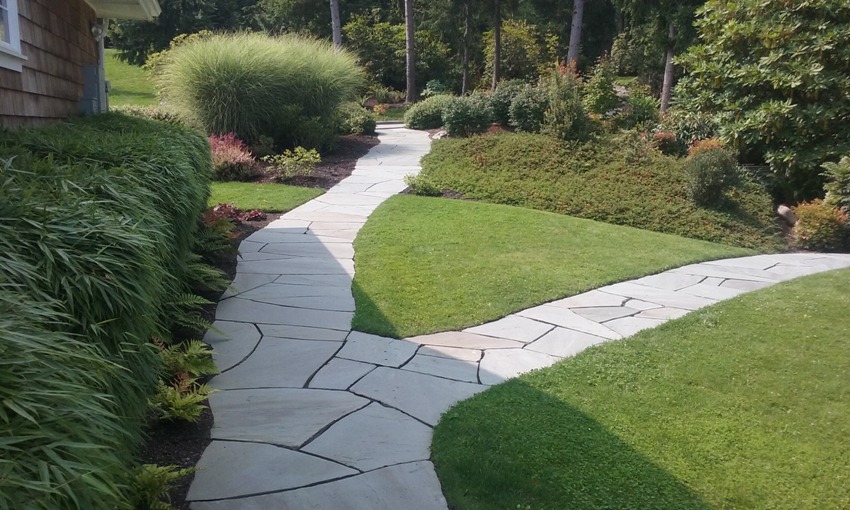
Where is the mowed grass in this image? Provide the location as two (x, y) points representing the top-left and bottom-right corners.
(432, 268), (850, 510)
(209, 182), (322, 212)
(421, 133), (784, 251)
(352, 196), (751, 338)
(104, 49), (157, 106)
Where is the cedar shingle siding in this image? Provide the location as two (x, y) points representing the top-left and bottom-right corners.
(0, 0), (98, 128)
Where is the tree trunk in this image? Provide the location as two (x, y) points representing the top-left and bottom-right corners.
(491, 0), (501, 90)
(329, 0), (342, 48)
(462, 0), (471, 94)
(660, 21), (676, 112)
(404, 0), (417, 102)
(566, 0), (585, 67)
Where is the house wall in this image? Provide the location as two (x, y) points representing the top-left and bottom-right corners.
(0, 0), (98, 128)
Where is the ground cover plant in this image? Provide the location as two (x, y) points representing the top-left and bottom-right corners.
(105, 48), (157, 106)
(209, 182), (323, 212)
(432, 268), (850, 509)
(419, 133), (783, 251)
(0, 113), (211, 507)
(155, 32), (365, 149)
(352, 196), (751, 338)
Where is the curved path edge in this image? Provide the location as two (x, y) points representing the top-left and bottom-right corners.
(188, 125), (850, 509)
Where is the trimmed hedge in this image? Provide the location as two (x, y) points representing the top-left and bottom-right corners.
(0, 113), (211, 508)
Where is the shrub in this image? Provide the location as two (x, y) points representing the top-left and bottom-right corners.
(336, 102), (377, 136)
(660, 108), (719, 148)
(367, 84), (405, 104)
(610, 31), (642, 76)
(491, 79), (527, 126)
(130, 464), (195, 510)
(652, 131), (684, 157)
(823, 156), (850, 210)
(442, 94), (493, 137)
(542, 67), (589, 142)
(676, 0), (850, 201)
(404, 95), (456, 130)
(615, 87), (659, 130)
(792, 200), (849, 252)
(684, 148), (739, 206)
(688, 137), (726, 158)
(0, 113), (211, 507)
(156, 32), (365, 149)
(509, 84), (549, 133)
(262, 147), (321, 181)
(209, 133), (260, 181)
(484, 19), (551, 83)
(582, 55), (620, 115)
(423, 80), (451, 97)
(404, 173), (442, 196)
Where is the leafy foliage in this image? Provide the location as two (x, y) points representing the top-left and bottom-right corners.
(484, 19), (552, 83)
(792, 200), (849, 252)
(508, 84), (549, 133)
(541, 66), (590, 142)
(0, 113), (211, 507)
(209, 133), (260, 182)
(404, 95), (455, 130)
(614, 86), (659, 129)
(582, 55), (620, 115)
(683, 148), (739, 206)
(823, 156), (850, 210)
(156, 33), (365, 149)
(491, 79), (527, 126)
(442, 94), (493, 137)
(404, 173), (442, 196)
(112, 105), (189, 126)
(148, 379), (215, 423)
(130, 464), (195, 510)
(676, 0), (850, 201)
(336, 102), (377, 136)
(262, 147), (321, 181)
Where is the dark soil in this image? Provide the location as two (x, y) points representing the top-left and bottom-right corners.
(137, 133), (379, 509)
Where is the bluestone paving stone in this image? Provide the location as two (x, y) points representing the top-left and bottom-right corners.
(337, 331), (418, 367)
(258, 323), (347, 341)
(465, 315), (554, 343)
(406, 331), (525, 349)
(549, 289), (626, 308)
(214, 298), (353, 330)
(187, 441), (356, 501)
(417, 345), (481, 361)
(679, 282), (746, 300)
(635, 307), (691, 320)
(670, 263), (779, 282)
(402, 354), (479, 383)
(720, 278), (773, 291)
(479, 348), (560, 385)
(309, 358), (376, 390)
(572, 306), (639, 323)
(633, 272), (706, 291)
(600, 282), (717, 310)
(209, 388), (367, 446)
(303, 403), (432, 470)
(525, 327), (608, 358)
(517, 306), (621, 340)
(605, 316), (666, 337)
(260, 241), (355, 259)
(221, 273), (278, 299)
(236, 257), (355, 276)
(210, 338), (338, 390)
(351, 367), (484, 426)
(203, 320), (261, 372)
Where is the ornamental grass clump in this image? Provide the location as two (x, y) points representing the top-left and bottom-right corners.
(157, 32), (365, 149)
(0, 113), (212, 508)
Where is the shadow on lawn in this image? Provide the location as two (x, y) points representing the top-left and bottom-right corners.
(433, 378), (710, 510)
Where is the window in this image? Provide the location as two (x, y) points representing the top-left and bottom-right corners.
(0, 0), (24, 72)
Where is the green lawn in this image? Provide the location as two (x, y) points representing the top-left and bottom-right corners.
(432, 268), (850, 509)
(104, 49), (157, 106)
(420, 133), (784, 251)
(209, 182), (322, 212)
(352, 196), (751, 338)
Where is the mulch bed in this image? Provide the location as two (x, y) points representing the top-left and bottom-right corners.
(138, 133), (379, 509)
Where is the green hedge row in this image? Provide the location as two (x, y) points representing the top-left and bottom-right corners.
(0, 113), (211, 508)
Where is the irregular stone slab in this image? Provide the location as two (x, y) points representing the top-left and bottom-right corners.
(479, 348), (560, 385)
(204, 321), (262, 372)
(315, 194), (386, 207)
(321, 205), (381, 218)
(308, 221), (367, 231)
(402, 354), (479, 383)
(624, 298), (662, 311)
(191, 461), (447, 510)
(417, 345), (481, 361)
(764, 264), (825, 281)
(599, 282), (716, 310)
(306, 228), (360, 241)
(237, 240), (265, 253)
(258, 324), (348, 341)
(264, 218), (312, 231)
(261, 242), (355, 260)
(465, 315), (554, 343)
(572, 306), (638, 323)
(303, 403), (432, 470)
(669, 263), (778, 282)
(215, 298), (353, 330)
(517, 306), (621, 340)
(406, 331), (524, 349)
(275, 273), (353, 288)
(246, 232), (350, 244)
(237, 258), (355, 276)
(309, 358), (376, 390)
(221, 273), (279, 299)
(525, 327), (607, 358)
(337, 332), (418, 367)
(679, 283), (746, 300)
(209, 388), (367, 446)
(187, 441), (356, 502)
(605, 316), (666, 337)
(550, 290), (627, 308)
(290, 211), (371, 223)
(702, 277), (725, 286)
(635, 307), (690, 320)
(237, 251), (300, 262)
(237, 284), (355, 312)
(633, 272), (705, 291)
(703, 255), (782, 270)
(351, 367), (484, 426)
(720, 279), (774, 292)
(211, 338), (338, 390)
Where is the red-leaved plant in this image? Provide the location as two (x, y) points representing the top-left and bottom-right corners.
(209, 133), (259, 181)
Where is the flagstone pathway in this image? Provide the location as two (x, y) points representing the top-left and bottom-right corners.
(187, 123), (850, 509)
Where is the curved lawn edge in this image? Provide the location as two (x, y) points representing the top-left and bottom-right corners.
(431, 267), (850, 510)
(352, 195), (754, 339)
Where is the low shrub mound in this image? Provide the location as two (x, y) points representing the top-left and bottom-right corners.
(792, 199), (849, 252)
(442, 94), (493, 137)
(683, 148), (739, 206)
(420, 133), (783, 250)
(156, 32), (365, 150)
(0, 113), (211, 508)
(404, 95), (455, 130)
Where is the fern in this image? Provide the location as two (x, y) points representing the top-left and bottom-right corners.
(148, 379), (214, 422)
(160, 340), (218, 379)
(131, 464), (195, 510)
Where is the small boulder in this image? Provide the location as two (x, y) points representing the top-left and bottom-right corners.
(777, 204), (797, 226)
(432, 130), (448, 140)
